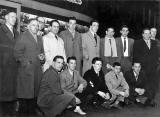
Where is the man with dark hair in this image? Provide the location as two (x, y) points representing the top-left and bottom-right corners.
(82, 19), (100, 75)
(43, 19), (66, 72)
(60, 56), (87, 115)
(14, 18), (44, 115)
(133, 28), (158, 106)
(59, 17), (83, 74)
(0, 11), (19, 116)
(116, 25), (134, 73)
(124, 62), (148, 105)
(82, 57), (110, 109)
(105, 62), (129, 109)
(38, 55), (76, 117)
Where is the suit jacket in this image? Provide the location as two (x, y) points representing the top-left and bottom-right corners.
(14, 30), (44, 98)
(83, 67), (109, 95)
(124, 70), (147, 98)
(0, 24), (19, 101)
(59, 29), (83, 72)
(116, 37), (134, 58)
(82, 31), (100, 74)
(133, 39), (158, 74)
(60, 69), (87, 94)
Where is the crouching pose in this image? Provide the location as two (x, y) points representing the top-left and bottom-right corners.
(37, 56), (76, 117)
(105, 62), (129, 109)
(60, 56), (87, 115)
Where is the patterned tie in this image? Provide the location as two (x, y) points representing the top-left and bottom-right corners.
(123, 37), (126, 52)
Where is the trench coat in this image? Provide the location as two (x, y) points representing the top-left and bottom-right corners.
(59, 29), (83, 73)
(0, 24), (19, 101)
(37, 67), (75, 117)
(82, 31), (100, 75)
(14, 30), (44, 98)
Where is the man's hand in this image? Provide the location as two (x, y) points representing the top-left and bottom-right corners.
(119, 91), (125, 97)
(77, 84), (84, 93)
(97, 91), (106, 98)
(104, 93), (110, 99)
(139, 89), (145, 95)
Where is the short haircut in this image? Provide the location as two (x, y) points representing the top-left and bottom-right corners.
(89, 19), (99, 26)
(142, 28), (150, 34)
(132, 61), (141, 66)
(121, 25), (129, 30)
(106, 27), (114, 31)
(113, 62), (121, 67)
(68, 17), (77, 22)
(67, 56), (77, 63)
(49, 19), (60, 26)
(92, 57), (102, 64)
(28, 18), (37, 25)
(53, 55), (64, 62)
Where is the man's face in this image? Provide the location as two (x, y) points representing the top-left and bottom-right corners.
(28, 20), (39, 35)
(51, 22), (59, 34)
(67, 59), (76, 71)
(114, 66), (121, 74)
(68, 19), (76, 31)
(90, 22), (99, 33)
(93, 61), (102, 72)
(53, 58), (64, 72)
(38, 17), (45, 30)
(132, 63), (141, 74)
(5, 12), (17, 26)
(120, 27), (129, 37)
(143, 29), (150, 40)
(106, 28), (114, 37)
(150, 28), (157, 39)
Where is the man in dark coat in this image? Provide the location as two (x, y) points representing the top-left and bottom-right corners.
(14, 18), (44, 115)
(38, 56), (76, 117)
(59, 17), (83, 74)
(124, 62), (148, 105)
(82, 57), (110, 109)
(0, 11), (19, 116)
(133, 28), (158, 105)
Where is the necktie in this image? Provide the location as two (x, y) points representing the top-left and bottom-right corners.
(109, 39), (113, 57)
(55, 35), (58, 40)
(115, 74), (118, 79)
(146, 40), (150, 49)
(94, 34), (97, 44)
(135, 74), (138, 81)
(123, 37), (126, 52)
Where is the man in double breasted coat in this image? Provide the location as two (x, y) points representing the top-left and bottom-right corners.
(14, 19), (44, 115)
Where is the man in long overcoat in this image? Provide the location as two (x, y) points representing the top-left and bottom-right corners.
(14, 19), (44, 115)
(0, 11), (19, 116)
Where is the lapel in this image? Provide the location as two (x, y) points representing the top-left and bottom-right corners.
(66, 29), (74, 39)
(142, 39), (150, 51)
(131, 71), (137, 82)
(117, 37), (124, 57)
(26, 30), (38, 47)
(87, 31), (97, 46)
(2, 24), (14, 41)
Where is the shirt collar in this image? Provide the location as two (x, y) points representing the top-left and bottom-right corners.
(5, 23), (13, 32)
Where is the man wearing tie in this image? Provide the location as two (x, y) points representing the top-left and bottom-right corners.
(100, 27), (119, 74)
(0, 11), (19, 116)
(82, 20), (100, 75)
(116, 25), (134, 73)
(133, 28), (158, 106)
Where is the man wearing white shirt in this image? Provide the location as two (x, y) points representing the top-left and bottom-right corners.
(116, 25), (134, 73)
(43, 20), (66, 72)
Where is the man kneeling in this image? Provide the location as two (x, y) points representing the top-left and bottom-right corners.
(105, 62), (129, 109)
(60, 56), (87, 115)
(37, 56), (76, 117)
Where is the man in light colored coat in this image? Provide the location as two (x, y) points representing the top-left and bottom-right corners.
(82, 20), (100, 75)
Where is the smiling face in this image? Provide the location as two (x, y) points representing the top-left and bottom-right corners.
(120, 27), (129, 37)
(93, 60), (102, 73)
(68, 19), (76, 31)
(51, 21), (59, 35)
(132, 63), (141, 74)
(53, 58), (64, 72)
(28, 20), (39, 35)
(143, 29), (150, 41)
(90, 22), (99, 34)
(67, 59), (76, 71)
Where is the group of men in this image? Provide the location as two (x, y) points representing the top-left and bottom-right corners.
(0, 10), (160, 117)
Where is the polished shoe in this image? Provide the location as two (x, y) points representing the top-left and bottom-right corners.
(74, 106), (86, 115)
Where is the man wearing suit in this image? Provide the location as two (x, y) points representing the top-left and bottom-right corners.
(60, 56), (87, 115)
(82, 20), (100, 75)
(116, 25), (134, 73)
(100, 27), (120, 74)
(59, 17), (83, 74)
(0, 11), (19, 116)
(105, 62), (129, 109)
(124, 62), (148, 105)
(14, 19), (44, 115)
(133, 28), (158, 106)
(83, 57), (110, 109)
